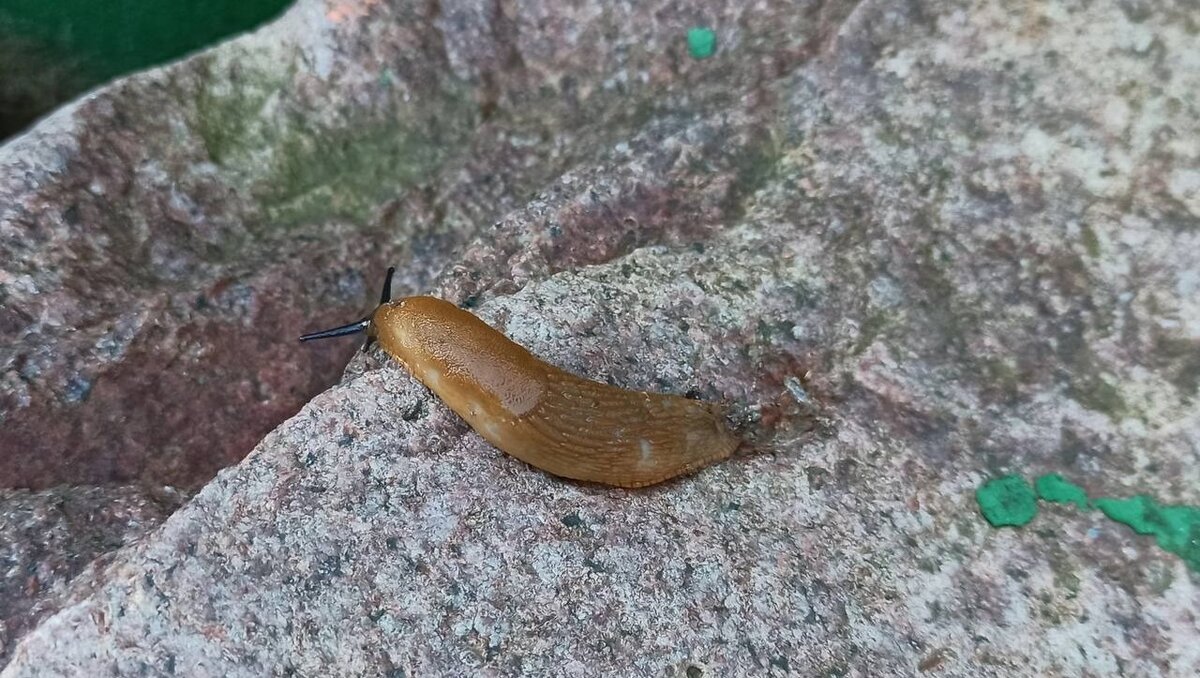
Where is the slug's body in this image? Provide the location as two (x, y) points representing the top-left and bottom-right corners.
(303, 270), (738, 487)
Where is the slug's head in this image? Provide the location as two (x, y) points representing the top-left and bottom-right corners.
(299, 267), (396, 352)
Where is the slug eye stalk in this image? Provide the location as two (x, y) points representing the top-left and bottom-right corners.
(298, 266), (396, 352)
(378, 265), (395, 305)
(299, 318), (369, 342)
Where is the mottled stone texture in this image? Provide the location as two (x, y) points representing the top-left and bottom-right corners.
(3, 0), (1200, 675)
(0, 485), (184, 664)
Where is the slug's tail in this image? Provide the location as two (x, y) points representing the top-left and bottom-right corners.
(299, 266), (396, 352)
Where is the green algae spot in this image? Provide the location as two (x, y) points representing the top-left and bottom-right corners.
(976, 475), (1038, 527)
(1068, 373), (1127, 419)
(1079, 223), (1101, 257)
(687, 27), (717, 60)
(1093, 496), (1200, 572)
(189, 54), (477, 231)
(1035, 473), (1090, 510)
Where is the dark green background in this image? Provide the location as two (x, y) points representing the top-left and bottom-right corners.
(0, 0), (293, 139)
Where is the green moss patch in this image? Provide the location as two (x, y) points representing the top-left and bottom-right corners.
(188, 56), (477, 231)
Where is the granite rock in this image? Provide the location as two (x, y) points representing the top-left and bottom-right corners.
(4, 0), (1200, 676)
(2, 0), (775, 489)
(0, 485), (183, 664)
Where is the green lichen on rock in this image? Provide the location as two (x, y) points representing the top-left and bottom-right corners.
(1093, 496), (1200, 573)
(1153, 335), (1200, 399)
(189, 53), (477, 230)
(1035, 474), (1090, 510)
(190, 54), (291, 167)
(1079, 223), (1101, 257)
(1068, 372), (1127, 419)
(976, 475), (1038, 527)
(256, 106), (474, 228)
(726, 130), (784, 220)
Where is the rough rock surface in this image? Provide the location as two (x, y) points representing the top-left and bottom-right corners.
(3, 0), (716, 489)
(3, 0), (1200, 676)
(0, 485), (184, 664)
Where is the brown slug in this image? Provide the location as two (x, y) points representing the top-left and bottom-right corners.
(302, 268), (739, 487)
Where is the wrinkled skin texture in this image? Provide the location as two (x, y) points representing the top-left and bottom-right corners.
(371, 297), (738, 487)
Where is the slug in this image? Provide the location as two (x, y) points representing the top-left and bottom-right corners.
(301, 268), (739, 487)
